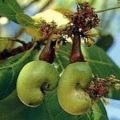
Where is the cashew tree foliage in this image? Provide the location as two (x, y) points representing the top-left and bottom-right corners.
(0, 0), (120, 120)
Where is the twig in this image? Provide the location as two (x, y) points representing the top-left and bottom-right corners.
(96, 6), (120, 13)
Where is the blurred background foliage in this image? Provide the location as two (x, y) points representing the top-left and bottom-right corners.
(0, 0), (120, 120)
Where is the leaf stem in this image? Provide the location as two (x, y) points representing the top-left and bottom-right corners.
(96, 6), (120, 13)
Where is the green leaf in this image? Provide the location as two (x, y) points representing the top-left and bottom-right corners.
(0, 38), (15, 52)
(92, 100), (108, 120)
(0, 90), (28, 120)
(16, 13), (37, 28)
(96, 34), (114, 51)
(118, 0), (120, 5)
(0, 48), (38, 100)
(55, 43), (71, 73)
(0, 0), (23, 22)
(107, 86), (120, 100)
(0, 90), (108, 120)
(82, 45), (120, 79)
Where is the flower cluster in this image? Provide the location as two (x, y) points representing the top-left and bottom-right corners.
(66, 2), (100, 38)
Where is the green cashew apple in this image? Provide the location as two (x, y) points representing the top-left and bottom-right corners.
(57, 62), (93, 115)
(17, 60), (59, 107)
